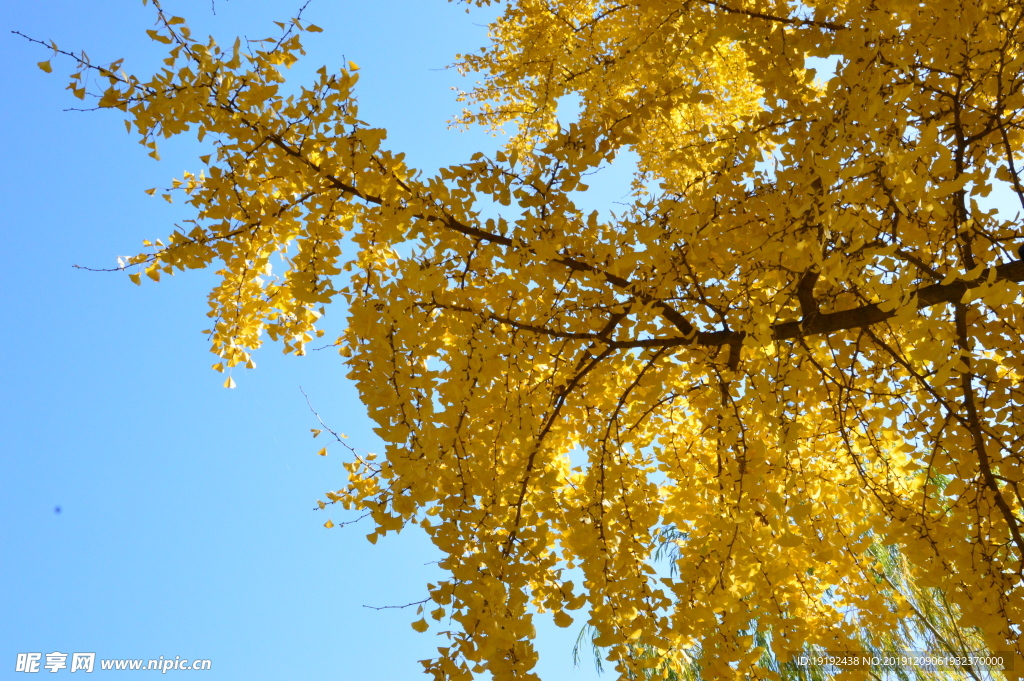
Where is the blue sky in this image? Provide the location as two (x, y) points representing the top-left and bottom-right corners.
(1, 1), (610, 679)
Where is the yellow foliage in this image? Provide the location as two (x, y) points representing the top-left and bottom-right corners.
(39, 0), (1024, 678)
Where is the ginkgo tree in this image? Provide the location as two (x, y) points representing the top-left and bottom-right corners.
(27, 0), (1024, 678)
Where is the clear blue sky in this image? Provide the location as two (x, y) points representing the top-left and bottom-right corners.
(1, 2), (610, 679)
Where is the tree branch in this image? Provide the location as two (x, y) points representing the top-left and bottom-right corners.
(608, 260), (1024, 349)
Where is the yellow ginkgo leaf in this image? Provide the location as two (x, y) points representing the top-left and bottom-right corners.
(776, 533), (803, 548)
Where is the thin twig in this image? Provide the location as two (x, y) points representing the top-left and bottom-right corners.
(363, 598), (430, 611)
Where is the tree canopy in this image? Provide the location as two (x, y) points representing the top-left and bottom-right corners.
(33, 0), (1024, 678)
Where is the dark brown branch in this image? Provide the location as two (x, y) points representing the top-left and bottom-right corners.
(695, 0), (847, 31)
(215, 113), (699, 341)
(608, 259), (1024, 349)
(727, 341), (742, 370)
(504, 344), (618, 558)
(954, 303), (1024, 570)
(795, 268), (821, 321)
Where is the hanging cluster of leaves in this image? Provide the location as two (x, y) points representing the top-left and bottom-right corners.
(571, 533), (1008, 680)
(32, 0), (1024, 677)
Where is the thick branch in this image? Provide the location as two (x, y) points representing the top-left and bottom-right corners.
(608, 260), (1024, 349)
(796, 268), (821, 320)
